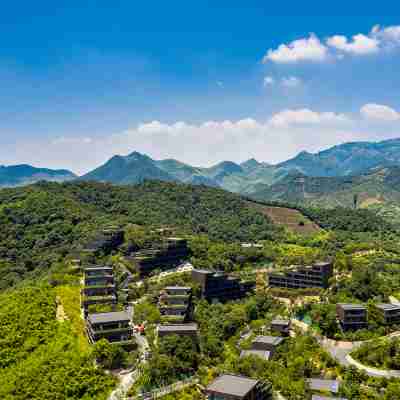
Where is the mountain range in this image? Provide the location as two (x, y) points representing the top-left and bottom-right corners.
(3, 138), (400, 219)
(78, 138), (400, 193)
(0, 164), (76, 188)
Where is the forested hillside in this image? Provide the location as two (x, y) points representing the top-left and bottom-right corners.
(0, 180), (280, 289)
(0, 286), (115, 400)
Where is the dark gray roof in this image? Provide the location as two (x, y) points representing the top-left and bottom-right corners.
(376, 303), (400, 311)
(271, 319), (290, 326)
(307, 379), (340, 393)
(253, 335), (284, 346)
(337, 303), (366, 310)
(87, 311), (130, 325)
(157, 323), (198, 332)
(85, 266), (113, 271)
(206, 374), (259, 397)
(240, 349), (271, 360)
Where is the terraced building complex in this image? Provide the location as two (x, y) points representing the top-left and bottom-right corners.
(127, 237), (189, 276)
(82, 266), (117, 314)
(158, 286), (193, 323)
(267, 261), (333, 290)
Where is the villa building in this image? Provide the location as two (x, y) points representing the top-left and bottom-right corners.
(268, 261), (333, 290)
(158, 286), (193, 323)
(205, 374), (272, 400)
(336, 304), (367, 331)
(191, 269), (254, 302)
(127, 237), (189, 276)
(375, 303), (400, 325)
(82, 266), (117, 313)
(86, 311), (133, 345)
(157, 323), (198, 339)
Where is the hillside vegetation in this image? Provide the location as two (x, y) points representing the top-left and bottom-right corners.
(0, 180), (280, 289)
(0, 286), (115, 400)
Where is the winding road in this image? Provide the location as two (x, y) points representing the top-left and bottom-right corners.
(291, 319), (400, 378)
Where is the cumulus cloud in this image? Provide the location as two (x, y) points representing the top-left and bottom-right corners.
(8, 104), (400, 175)
(326, 34), (379, 55)
(263, 35), (328, 64)
(268, 108), (349, 128)
(263, 24), (400, 63)
(360, 103), (400, 122)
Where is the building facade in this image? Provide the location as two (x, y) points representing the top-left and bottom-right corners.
(336, 304), (368, 331)
(268, 261), (333, 290)
(158, 286), (193, 323)
(128, 237), (189, 276)
(375, 304), (400, 325)
(192, 269), (254, 302)
(86, 311), (133, 345)
(82, 266), (117, 313)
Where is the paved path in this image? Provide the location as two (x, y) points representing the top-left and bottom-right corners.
(108, 333), (149, 400)
(109, 370), (140, 400)
(345, 354), (400, 378)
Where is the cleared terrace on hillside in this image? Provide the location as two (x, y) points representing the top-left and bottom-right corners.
(247, 202), (320, 234)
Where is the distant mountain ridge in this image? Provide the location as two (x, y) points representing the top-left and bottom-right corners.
(3, 137), (400, 195)
(78, 137), (400, 194)
(0, 164), (76, 188)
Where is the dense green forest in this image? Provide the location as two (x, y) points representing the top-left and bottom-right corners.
(0, 286), (115, 400)
(0, 180), (280, 289)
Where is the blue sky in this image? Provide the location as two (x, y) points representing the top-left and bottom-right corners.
(2, 2), (400, 174)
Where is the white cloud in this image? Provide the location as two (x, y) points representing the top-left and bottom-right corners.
(263, 76), (275, 86)
(268, 108), (349, 128)
(326, 34), (379, 55)
(263, 34), (328, 64)
(372, 25), (400, 44)
(281, 76), (303, 88)
(263, 24), (400, 64)
(263, 76), (303, 89)
(360, 103), (400, 122)
(8, 106), (400, 175)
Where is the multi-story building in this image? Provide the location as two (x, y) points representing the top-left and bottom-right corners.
(84, 227), (124, 255)
(205, 374), (272, 400)
(157, 323), (198, 339)
(336, 304), (368, 331)
(86, 311), (133, 345)
(158, 286), (193, 323)
(82, 266), (117, 313)
(191, 269), (254, 302)
(127, 237), (189, 276)
(375, 304), (400, 325)
(267, 261), (333, 290)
